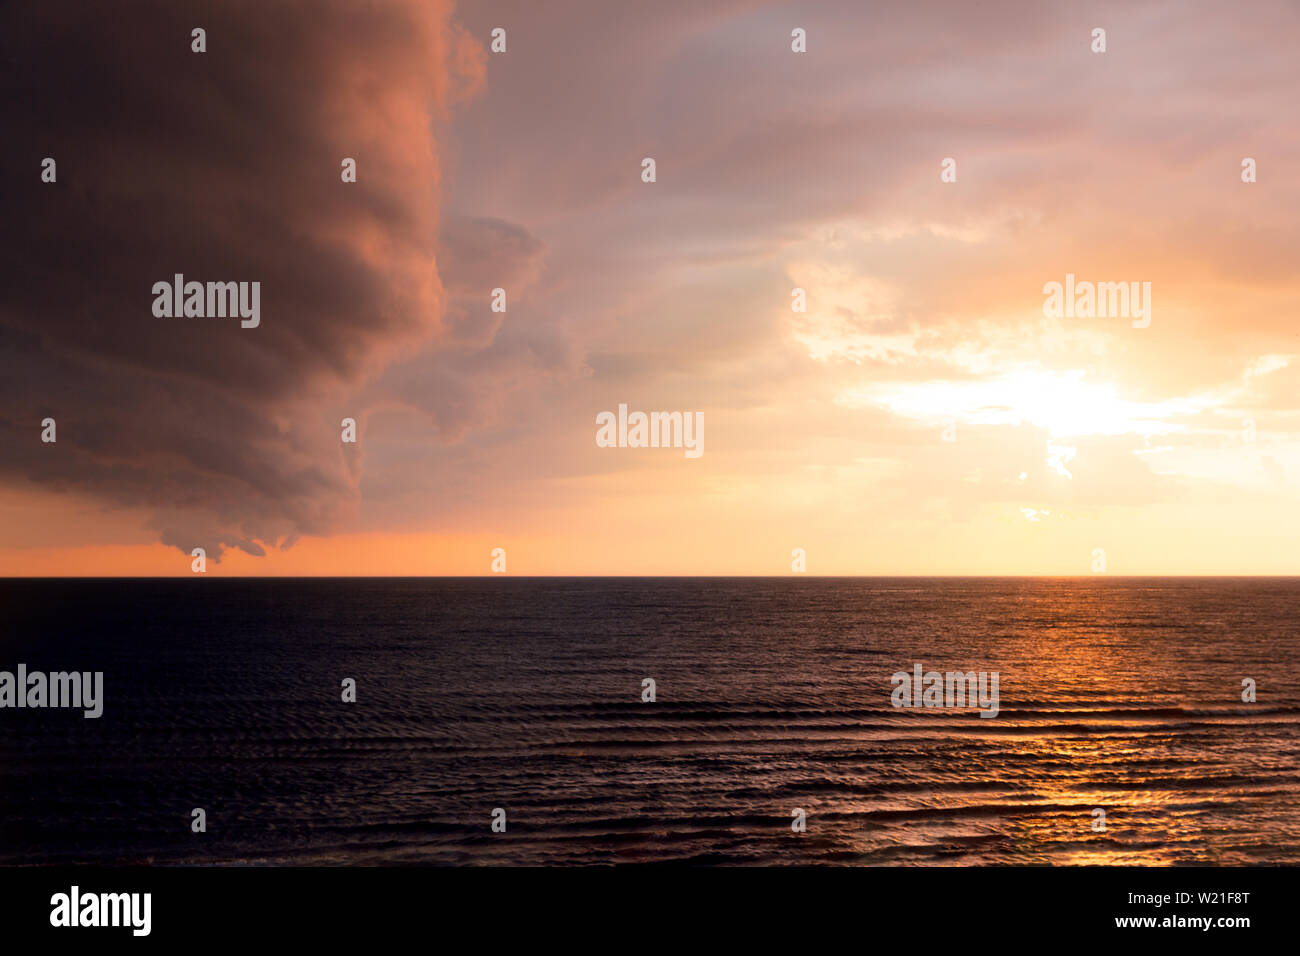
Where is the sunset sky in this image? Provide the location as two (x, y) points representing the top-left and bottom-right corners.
(2, 0), (1298, 575)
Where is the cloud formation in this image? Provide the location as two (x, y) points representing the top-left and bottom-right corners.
(0, 1), (484, 558)
(4, 0), (1300, 573)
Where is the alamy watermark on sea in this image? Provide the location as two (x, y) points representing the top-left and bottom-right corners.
(0, 664), (103, 718)
(891, 663), (999, 718)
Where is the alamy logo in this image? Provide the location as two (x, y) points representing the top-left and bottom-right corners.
(0, 664), (103, 718)
(891, 663), (999, 718)
(595, 404), (703, 458)
(152, 274), (260, 328)
(50, 886), (150, 936)
(1042, 273), (1150, 328)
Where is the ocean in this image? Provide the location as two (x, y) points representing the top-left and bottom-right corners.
(1, 577), (1297, 865)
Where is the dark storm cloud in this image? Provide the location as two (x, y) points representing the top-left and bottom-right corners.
(0, 1), (484, 558)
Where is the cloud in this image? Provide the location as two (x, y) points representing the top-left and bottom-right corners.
(5, 0), (1300, 572)
(0, 0), (485, 559)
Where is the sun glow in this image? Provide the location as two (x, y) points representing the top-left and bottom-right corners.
(842, 369), (1198, 440)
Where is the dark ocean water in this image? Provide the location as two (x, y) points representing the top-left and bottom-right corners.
(1, 577), (1297, 866)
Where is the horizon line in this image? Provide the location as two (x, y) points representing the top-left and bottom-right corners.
(3, 574), (1299, 581)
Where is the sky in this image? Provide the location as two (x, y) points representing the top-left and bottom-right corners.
(1, 0), (1298, 575)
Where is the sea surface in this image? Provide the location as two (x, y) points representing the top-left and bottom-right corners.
(1, 577), (1297, 866)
